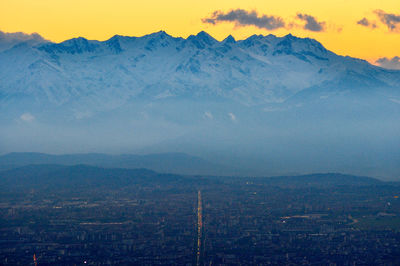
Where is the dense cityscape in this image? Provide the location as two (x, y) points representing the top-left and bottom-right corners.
(2, 1), (400, 265)
(1, 166), (400, 265)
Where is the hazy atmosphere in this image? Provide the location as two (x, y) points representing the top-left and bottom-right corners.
(0, 29), (399, 179)
(1, 1), (400, 264)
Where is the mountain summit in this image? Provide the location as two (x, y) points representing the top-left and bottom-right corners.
(0, 31), (398, 110)
(0, 31), (399, 179)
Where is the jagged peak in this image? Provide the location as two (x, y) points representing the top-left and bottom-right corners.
(279, 34), (321, 45)
(196, 31), (214, 39)
(283, 33), (297, 39)
(275, 34), (327, 53)
(39, 36), (100, 54)
(223, 35), (236, 44)
(104, 35), (124, 53)
(187, 31), (217, 49)
(34, 31), (333, 57)
(192, 31), (217, 43)
(246, 34), (260, 40)
(59, 37), (99, 48)
(61, 36), (89, 43)
(245, 34), (276, 41)
(147, 30), (172, 39)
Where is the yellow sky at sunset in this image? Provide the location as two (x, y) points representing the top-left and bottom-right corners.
(0, 0), (399, 62)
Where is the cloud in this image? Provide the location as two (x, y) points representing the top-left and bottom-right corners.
(73, 110), (93, 120)
(202, 9), (285, 30)
(20, 113), (35, 122)
(0, 30), (47, 52)
(228, 112), (236, 121)
(0, 31), (44, 42)
(389, 98), (400, 104)
(375, 56), (400, 70)
(374, 10), (400, 31)
(296, 13), (326, 32)
(357, 17), (377, 28)
(204, 111), (213, 119)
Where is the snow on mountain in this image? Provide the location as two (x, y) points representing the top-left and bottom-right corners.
(0, 30), (47, 53)
(0, 31), (399, 178)
(1, 30), (399, 117)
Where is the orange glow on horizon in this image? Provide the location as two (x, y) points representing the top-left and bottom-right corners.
(1, 0), (399, 62)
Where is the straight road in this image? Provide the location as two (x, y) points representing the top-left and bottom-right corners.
(196, 190), (202, 266)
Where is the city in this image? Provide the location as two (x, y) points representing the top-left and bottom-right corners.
(1, 167), (399, 265)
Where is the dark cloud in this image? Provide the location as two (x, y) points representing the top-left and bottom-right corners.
(376, 56), (400, 70)
(296, 13), (326, 32)
(357, 17), (377, 28)
(202, 9), (285, 30)
(374, 10), (400, 31)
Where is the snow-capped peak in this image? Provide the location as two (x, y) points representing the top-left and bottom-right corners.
(0, 30), (399, 113)
(187, 31), (217, 49)
(223, 35), (236, 44)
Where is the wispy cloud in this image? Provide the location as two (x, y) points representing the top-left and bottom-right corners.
(202, 9), (285, 30)
(357, 17), (377, 29)
(228, 112), (236, 121)
(20, 113), (35, 122)
(0, 30), (45, 42)
(376, 56), (400, 70)
(374, 10), (400, 31)
(296, 13), (326, 32)
(204, 111), (213, 120)
(0, 30), (47, 52)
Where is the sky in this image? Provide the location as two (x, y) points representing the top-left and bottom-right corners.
(0, 0), (399, 63)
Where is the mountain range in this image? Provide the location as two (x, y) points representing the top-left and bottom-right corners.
(0, 152), (229, 176)
(0, 164), (388, 191)
(0, 31), (399, 179)
(1, 31), (399, 111)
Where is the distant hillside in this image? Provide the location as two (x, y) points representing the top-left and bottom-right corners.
(263, 173), (383, 187)
(0, 31), (399, 179)
(221, 173), (385, 188)
(0, 152), (229, 176)
(0, 164), (205, 190)
(0, 164), (389, 191)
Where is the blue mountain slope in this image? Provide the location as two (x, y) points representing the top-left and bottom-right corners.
(1, 31), (399, 111)
(0, 31), (399, 179)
